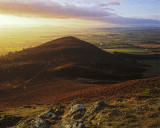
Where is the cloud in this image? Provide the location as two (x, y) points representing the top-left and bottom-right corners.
(132, 14), (160, 20)
(97, 16), (160, 27)
(0, 0), (112, 18)
(0, 0), (159, 27)
(107, 0), (121, 5)
(108, 1), (120, 5)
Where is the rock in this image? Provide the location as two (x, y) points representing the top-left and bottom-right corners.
(89, 100), (106, 114)
(71, 104), (86, 114)
(64, 104), (86, 120)
(108, 109), (122, 117)
(40, 112), (56, 119)
(39, 108), (56, 119)
(158, 107), (160, 112)
(94, 100), (106, 112)
(31, 118), (49, 128)
(68, 104), (86, 119)
(60, 119), (85, 128)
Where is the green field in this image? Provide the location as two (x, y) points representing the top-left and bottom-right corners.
(104, 48), (152, 54)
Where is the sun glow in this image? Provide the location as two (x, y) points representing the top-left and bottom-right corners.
(0, 14), (108, 28)
(0, 14), (59, 27)
(0, 13), (109, 55)
(0, 15), (34, 27)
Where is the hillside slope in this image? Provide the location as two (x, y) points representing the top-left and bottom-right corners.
(0, 36), (145, 84)
(0, 75), (159, 110)
(0, 76), (160, 128)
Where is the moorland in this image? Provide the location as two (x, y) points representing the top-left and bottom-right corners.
(0, 27), (159, 128)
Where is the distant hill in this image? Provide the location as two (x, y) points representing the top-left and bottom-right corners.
(0, 36), (145, 84)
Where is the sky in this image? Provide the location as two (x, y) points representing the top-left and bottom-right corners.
(0, 0), (160, 28)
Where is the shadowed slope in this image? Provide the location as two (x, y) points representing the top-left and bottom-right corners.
(0, 76), (159, 110)
(0, 36), (145, 83)
(0, 37), (157, 110)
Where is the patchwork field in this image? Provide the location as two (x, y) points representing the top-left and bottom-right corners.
(0, 27), (160, 55)
(104, 48), (152, 54)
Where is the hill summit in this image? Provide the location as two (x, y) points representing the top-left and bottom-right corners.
(0, 36), (145, 83)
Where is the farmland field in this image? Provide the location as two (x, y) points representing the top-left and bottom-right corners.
(0, 27), (160, 55)
(0, 27), (159, 78)
(104, 48), (152, 54)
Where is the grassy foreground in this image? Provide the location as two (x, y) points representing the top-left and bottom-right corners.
(0, 77), (160, 128)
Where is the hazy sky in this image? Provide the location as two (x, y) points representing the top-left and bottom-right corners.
(0, 0), (160, 28)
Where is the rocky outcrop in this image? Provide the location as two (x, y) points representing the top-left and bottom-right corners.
(11, 108), (56, 128)
(0, 100), (125, 128)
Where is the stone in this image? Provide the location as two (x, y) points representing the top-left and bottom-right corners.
(89, 100), (106, 114)
(61, 119), (85, 128)
(71, 104), (86, 114)
(94, 100), (106, 112)
(39, 108), (56, 119)
(67, 104), (86, 119)
(40, 112), (56, 119)
(31, 118), (49, 128)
